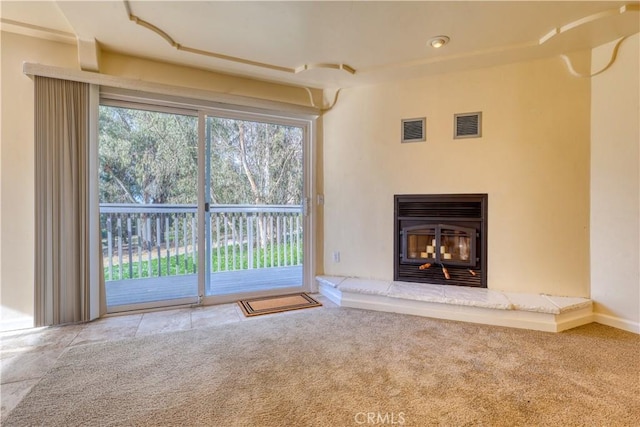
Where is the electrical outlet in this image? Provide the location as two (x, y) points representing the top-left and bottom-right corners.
(333, 251), (340, 263)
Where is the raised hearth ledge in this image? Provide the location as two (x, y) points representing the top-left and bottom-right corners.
(316, 276), (593, 333)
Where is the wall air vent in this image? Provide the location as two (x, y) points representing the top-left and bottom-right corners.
(401, 117), (426, 143)
(454, 112), (482, 139)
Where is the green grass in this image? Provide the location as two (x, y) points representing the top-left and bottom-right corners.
(104, 242), (302, 281)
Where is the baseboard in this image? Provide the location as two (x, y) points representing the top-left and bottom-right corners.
(593, 313), (640, 334)
(555, 308), (595, 332)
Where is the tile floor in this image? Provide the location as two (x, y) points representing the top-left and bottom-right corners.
(0, 294), (337, 421)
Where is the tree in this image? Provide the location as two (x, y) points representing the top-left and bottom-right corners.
(99, 106), (198, 205)
(208, 117), (303, 206)
(208, 118), (303, 248)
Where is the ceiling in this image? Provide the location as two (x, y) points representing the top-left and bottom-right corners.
(1, 1), (638, 89)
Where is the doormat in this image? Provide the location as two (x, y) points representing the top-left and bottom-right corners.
(237, 293), (322, 317)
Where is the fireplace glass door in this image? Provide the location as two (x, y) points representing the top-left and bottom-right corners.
(439, 225), (476, 266)
(402, 224), (476, 267)
(403, 226), (436, 262)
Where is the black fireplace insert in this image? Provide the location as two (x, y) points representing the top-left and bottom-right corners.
(394, 194), (487, 287)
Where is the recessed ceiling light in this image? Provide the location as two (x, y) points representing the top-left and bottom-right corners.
(428, 36), (450, 49)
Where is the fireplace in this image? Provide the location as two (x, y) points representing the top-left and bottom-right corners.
(394, 194), (488, 287)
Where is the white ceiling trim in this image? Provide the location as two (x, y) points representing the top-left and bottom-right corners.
(0, 18), (76, 45)
(539, 3), (639, 44)
(124, 0), (356, 77)
(6, 1), (639, 90)
(560, 36), (628, 78)
(363, 3), (639, 76)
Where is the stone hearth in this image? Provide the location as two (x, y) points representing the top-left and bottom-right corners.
(316, 276), (593, 332)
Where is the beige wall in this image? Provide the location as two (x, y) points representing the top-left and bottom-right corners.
(590, 34), (640, 332)
(0, 32), (320, 329)
(1, 32), (78, 328)
(322, 54), (591, 296)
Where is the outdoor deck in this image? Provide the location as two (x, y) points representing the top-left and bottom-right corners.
(105, 266), (303, 307)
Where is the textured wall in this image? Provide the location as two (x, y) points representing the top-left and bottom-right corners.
(322, 53), (591, 296)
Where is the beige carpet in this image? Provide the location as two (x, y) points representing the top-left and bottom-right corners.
(4, 308), (639, 426)
(238, 292), (322, 317)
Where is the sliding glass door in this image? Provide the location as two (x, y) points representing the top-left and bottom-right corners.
(203, 113), (305, 298)
(99, 98), (312, 312)
(99, 103), (200, 311)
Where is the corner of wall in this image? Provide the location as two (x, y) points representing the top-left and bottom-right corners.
(590, 33), (640, 331)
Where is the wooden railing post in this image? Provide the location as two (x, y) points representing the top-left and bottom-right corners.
(127, 216), (133, 279)
(117, 217), (123, 280)
(107, 216), (113, 280)
(247, 215), (254, 269)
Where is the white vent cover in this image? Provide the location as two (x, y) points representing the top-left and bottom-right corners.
(454, 112), (482, 139)
(401, 118), (426, 143)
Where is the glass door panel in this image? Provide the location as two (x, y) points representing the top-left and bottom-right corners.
(99, 104), (200, 311)
(402, 226), (436, 263)
(203, 115), (304, 297)
(438, 225), (476, 266)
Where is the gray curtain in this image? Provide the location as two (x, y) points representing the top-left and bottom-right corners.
(34, 76), (98, 326)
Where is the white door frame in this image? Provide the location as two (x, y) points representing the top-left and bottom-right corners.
(198, 108), (317, 305)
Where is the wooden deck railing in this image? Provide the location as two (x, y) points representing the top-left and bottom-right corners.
(100, 204), (303, 281)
